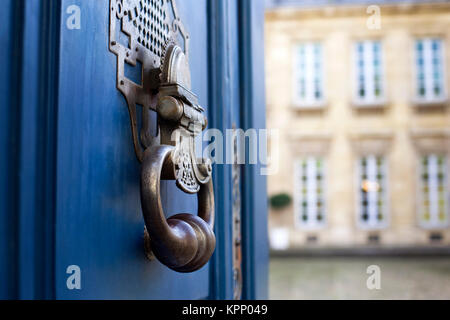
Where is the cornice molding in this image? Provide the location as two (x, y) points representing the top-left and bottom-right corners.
(410, 128), (450, 153)
(349, 129), (394, 155)
(287, 131), (333, 155)
(266, 3), (450, 21)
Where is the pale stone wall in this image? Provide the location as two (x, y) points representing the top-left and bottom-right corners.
(265, 3), (450, 249)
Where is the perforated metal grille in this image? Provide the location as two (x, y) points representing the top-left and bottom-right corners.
(109, 0), (190, 161)
(132, 0), (170, 57)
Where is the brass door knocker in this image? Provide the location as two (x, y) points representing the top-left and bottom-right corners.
(109, 0), (215, 272)
(141, 43), (215, 272)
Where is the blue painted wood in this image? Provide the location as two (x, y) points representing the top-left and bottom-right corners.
(37, 0), (62, 300)
(207, 0), (269, 300)
(207, 0), (235, 300)
(0, 0), (19, 300)
(23, 0), (62, 299)
(0, 0), (61, 299)
(239, 0), (269, 300)
(17, 0), (42, 299)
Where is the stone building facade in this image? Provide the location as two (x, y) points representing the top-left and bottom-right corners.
(265, 1), (450, 249)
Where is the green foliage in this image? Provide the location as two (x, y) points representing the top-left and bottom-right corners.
(269, 193), (292, 210)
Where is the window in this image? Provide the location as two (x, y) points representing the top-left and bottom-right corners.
(295, 157), (326, 229)
(419, 155), (448, 228)
(415, 38), (446, 103)
(293, 43), (324, 107)
(358, 155), (388, 229)
(354, 40), (384, 105)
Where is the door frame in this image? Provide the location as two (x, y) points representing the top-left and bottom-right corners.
(208, 0), (268, 300)
(0, 0), (61, 299)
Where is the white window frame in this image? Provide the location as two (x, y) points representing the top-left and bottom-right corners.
(294, 157), (327, 230)
(292, 42), (325, 108)
(413, 38), (447, 104)
(417, 154), (449, 229)
(356, 155), (389, 230)
(353, 40), (386, 106)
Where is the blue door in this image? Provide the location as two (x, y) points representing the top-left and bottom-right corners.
(0, 0), (267, 300)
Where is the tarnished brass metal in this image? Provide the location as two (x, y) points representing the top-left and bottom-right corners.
(109, 0), (215, 273)
(140, 42), (214, 272)
(109, 0), (190, 162)
(141, 145), (215, 272)
(231, 127), (243, 299)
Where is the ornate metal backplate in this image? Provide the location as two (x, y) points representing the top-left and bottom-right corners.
(109, 0), (189, 162)
(232, 126), (243, 300)
(110, 0), (215, 274)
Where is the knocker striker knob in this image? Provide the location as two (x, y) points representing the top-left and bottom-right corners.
(157, 96), (184, 122)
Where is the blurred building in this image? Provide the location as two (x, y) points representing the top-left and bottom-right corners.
(265, 0), (450, 250)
